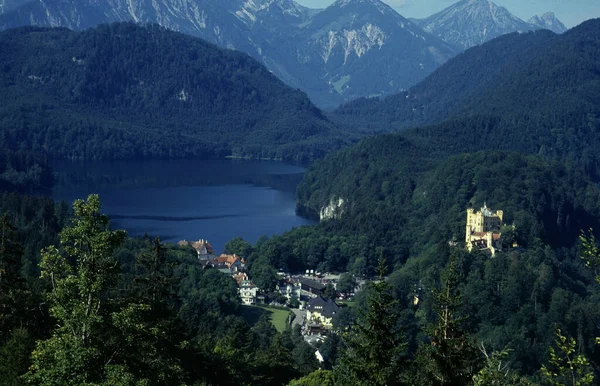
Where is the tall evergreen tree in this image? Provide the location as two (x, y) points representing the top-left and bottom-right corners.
(410, 253), (480, 385)
(335, 258), (407, 385)
(0, 214), (25, 337)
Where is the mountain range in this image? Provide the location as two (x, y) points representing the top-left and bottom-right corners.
(413, 0), (542, 50)
(0, 0), (458, 107)
(332, 18), (600, 175)
(528, 12), (568, 34)
(0, 0), (569, 108)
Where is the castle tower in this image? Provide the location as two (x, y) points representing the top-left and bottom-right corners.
(465, 204), (504, 255)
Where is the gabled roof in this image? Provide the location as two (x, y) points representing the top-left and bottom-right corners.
(307, 296), (340, 318)
(299, 277), (326, 291)
(240, 280), (257, 289)
(214, 254), (241, 266)
(178, 239), (214, 254)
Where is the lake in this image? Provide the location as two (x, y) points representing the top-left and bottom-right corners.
(52, 159), (316, 253)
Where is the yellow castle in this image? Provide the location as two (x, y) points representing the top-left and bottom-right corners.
(465, 203), (503, 255)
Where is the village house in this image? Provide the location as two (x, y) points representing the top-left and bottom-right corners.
(178, 239), (215, 260)
(233, 272), (249, 286)
(465, 203), (503, 256)
(212, 253), (244, 273)
(239, 280), (259, 305)
(298, 277), (325, 298)
(278, 279), (301, 302)
(305, 296), (340, 330)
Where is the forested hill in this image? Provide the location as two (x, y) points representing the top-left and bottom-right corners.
(332, 29), (557, 131)
(0, 23), (345, 162)
(264, 147), (600, 375)
(332, 18), (600, 136)
(331, 18), (600, 176)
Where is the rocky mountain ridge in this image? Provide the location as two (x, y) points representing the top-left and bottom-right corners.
(528, 12), (568, 34)
(0, 0), (457, 107)
(0, 0), (569, 106)
(414, 0), (542, 50)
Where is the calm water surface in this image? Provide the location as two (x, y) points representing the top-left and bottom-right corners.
(52, 159), (316, 253)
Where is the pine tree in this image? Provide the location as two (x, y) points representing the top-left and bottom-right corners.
(0, 214), (25, 337)
(110, 236), (184, 384)
(410, 253), (480, 385)
(335, 258), (407, 385)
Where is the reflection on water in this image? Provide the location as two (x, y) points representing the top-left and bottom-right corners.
(52, 159), (315, 253)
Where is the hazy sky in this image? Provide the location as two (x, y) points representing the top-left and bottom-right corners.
(294, 0), (599, 28)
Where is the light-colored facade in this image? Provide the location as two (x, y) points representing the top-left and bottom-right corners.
(279, 282), (301, 301)
(306, 296), (339, 329)
(465, 203), (503, 256)
(239, 280), (258, 305)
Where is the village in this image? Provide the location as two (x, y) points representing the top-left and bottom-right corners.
(177, 238), (361, 342)
(176, 204), (509, 344)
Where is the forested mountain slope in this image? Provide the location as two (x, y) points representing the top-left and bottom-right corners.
(0, 23), (344, 162)
(253, 148), (600, 376)
(0, 0), (458, 108)
(332, 18), (600, 175)
(333, 29), (556, 131)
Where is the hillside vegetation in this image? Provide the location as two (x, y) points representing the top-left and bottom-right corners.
(0, 23), (346, 163)
(333, 19), (600, 176)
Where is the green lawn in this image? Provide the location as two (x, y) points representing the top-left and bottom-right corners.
(337, 299), (356, 308)
(241, 305), (291, 333)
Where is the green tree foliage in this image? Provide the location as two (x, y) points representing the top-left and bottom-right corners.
(0, 23), (347, 163)
(579, 230), (600, 285)
(224, 237), (254, 258)
(250, 255), (279, 292)
(541, 329), (594, 386)
(289, 370), (335, 386)
(411, 254), (479, 385)
(323, 283), (337, 300)
(473, 348), (532, 386)
(25, 194), (127, 385)
(0, 328), (35, 386)
(110, 237), (185, 385)
(0, 215), (25, 335)
(336, 272), (357, 295)
(335, 260), (407, 385)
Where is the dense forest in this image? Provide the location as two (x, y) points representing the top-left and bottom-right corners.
(332, 19), (600, 177)
(2, 12), (600, 386)
(237, 149), (600, 382)
(0, 194), (325, 385)
(0, 23), (350, 163)
(3, 193), (600, 385)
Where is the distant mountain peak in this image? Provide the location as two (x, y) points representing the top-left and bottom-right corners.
(415, 0), (539, 50)
(528, 11), (567, 34)
(235, 0), (311, 25)
(333, 0), (392, 15)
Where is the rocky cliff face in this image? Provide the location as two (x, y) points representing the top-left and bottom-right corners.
(414, 0), (540, 50)
(296, 0), (457, 106)
(0, 0), (457, 108)
(528, 12), (568, 34)
(0, 0), (27, 14)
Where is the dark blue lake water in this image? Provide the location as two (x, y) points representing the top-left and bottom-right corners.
(52, 159), (316, 253)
